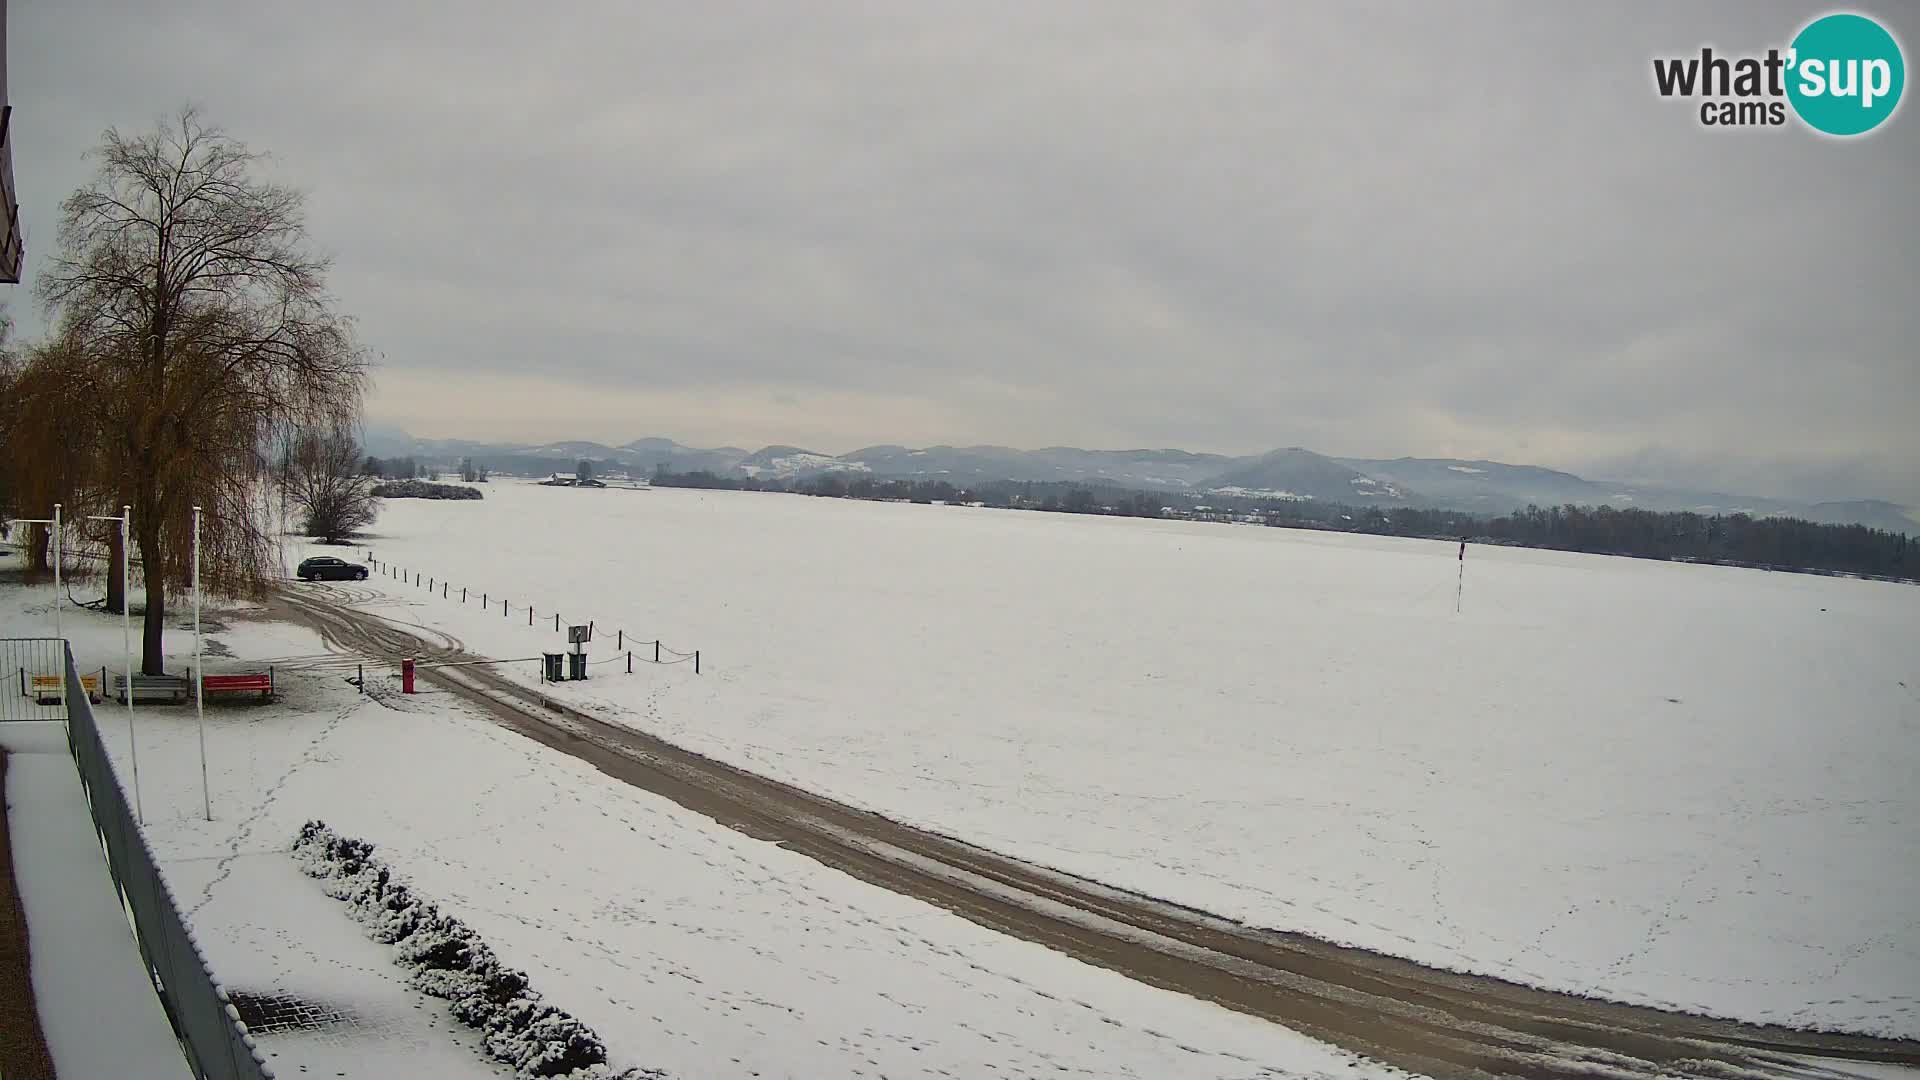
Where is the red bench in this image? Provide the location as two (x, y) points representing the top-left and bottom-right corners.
(201, 671), (275, 701)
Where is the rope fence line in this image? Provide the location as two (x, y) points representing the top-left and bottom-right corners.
(325, 552), (705, 678)
(411, 655), (543, 670)
(255, 650), (703, 686)
(295, 549), (718, 676)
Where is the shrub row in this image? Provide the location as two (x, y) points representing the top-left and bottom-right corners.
(368, 479), (485, 500)
(293, 821), (663, 1079)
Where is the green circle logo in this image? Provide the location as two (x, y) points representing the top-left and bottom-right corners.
(1786, 13), (1905, 136)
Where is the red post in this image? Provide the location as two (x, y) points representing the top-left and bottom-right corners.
(402, 657), (416, 694)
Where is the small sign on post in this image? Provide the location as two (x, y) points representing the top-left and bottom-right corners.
(568, 624), (591, 645)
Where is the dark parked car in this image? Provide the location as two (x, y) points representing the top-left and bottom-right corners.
(297, 556), (369, 581)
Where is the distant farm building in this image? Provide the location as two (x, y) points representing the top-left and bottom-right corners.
(541, 473), (606, 488)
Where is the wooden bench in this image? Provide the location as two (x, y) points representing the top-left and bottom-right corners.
(29, 673), (101, 705)
(111, 674), (191, 705)
(200, 671), (275, 702)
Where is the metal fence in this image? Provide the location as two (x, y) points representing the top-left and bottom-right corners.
(61, 645), (278, 1080)
(1, 636), (73, 722)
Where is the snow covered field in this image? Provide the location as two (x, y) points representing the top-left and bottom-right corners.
(303, 480), (1918, 1038)
(0, 581), (1384, 1079)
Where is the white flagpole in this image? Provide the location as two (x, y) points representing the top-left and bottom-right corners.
(123, 507), (140, 823)
(15, 510), (63, 663)
(14, 509), (67, 713)
(194, 506), (210, 821)
(54, 504), (64, 716)
(52, 504), (62, 645)
(87, 503), (140, 814)
(93, 508), (141, 823)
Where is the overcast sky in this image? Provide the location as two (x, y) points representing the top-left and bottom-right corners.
(10, 1), (1918, 503)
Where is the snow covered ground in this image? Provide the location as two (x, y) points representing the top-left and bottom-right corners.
(0, 578), (1388, 1079)
(300, 480), (1918, 1038)
(0, 721), (193, 1079)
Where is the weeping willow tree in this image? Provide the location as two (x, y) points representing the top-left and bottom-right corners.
(0, 336), (115, 578)
(28, 107), (369, 674)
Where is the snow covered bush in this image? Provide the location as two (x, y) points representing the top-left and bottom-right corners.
(490, 1004), (609, 1077)
(292, 820), (664, 1079)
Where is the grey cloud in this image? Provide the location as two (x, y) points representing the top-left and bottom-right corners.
(10, 0), (1917, 504)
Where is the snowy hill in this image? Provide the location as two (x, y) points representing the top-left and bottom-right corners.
(1342, 458), (1920, 531)
(359, 428), (1918, 531)
(1338, 457), (1617, 511)
(1206, 448), (1403, 503)
(737, 446), (871, 479)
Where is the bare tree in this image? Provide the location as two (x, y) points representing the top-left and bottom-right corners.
(35, 107), (368, 673)
(285, 429), (379, 543)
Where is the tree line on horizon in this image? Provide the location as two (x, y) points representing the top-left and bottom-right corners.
(650, 468), (1916, 581)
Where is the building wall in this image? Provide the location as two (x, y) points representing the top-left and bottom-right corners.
(0, 0), (21, 284)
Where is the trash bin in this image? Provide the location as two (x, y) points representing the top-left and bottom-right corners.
(567, 650), (587, 681)
(542, 652), (564, 682)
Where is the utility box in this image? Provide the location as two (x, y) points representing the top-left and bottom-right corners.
(541, 652), (564, 682)
(567, 651), (587, 681)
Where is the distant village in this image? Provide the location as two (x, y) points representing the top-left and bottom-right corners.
(539, 472), (608, 488)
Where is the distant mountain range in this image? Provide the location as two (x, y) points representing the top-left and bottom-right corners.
(359, 427), (1919, 533)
